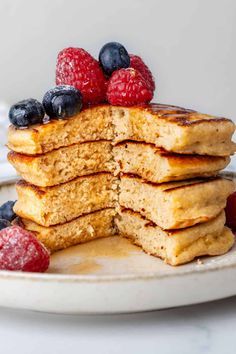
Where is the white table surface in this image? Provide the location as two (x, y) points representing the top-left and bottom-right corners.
(0, 143), (236, 354)
(0, 296), (236, 354)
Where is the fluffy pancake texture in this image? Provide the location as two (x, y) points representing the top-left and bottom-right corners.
(114, 141), (230, 183)
(8, 103), (236, 265)
(8, 140), (114, 187)
(116, 209), (234, 266)
(112, 104), (236, 156)
(8, 105), (113, 155)
(14, 172), (118, 227)
(20, 208), (116, 252)
(9, 139), (230, 188)
(119, 175), (234, 229)
(8, 103), (236, 156)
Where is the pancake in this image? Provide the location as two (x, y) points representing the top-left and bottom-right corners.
(8, 103), (236, 156)
(8, 140), (114, 187)
(119, 175), (234, 229)
(7, 102), (236, 266)
(14, 172), (118, 227)
(112, 104), (236, 156)
(8, 139), (230, 188)
(114, 141), (230, 183)
(8, 105), (113, 155)
(19, 208), (116, 252)
(116, 209), (234, 266)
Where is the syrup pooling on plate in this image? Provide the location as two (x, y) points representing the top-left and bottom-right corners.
(48, 237), (140, 275)
(49, 259), (102, 275)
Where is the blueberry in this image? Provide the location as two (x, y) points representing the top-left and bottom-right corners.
(99, 42), (130, 76)
(43, 85), (83, 119)
(0, 219), (11, 231)
(0, 201), (16, 222)
(9, 99), (45, 128)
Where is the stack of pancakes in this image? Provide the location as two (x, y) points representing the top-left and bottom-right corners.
(7, 104), (236, 265)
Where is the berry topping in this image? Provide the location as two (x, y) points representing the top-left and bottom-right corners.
(99, 42), (130, 76)
(9, 99), (45, 128)
(0, 219), (11, 231)
(56, 47), (107, 104)
(0, 201), (16, 222)
(0, 225), (50, 272)
(107, 68), (153, 106)
(43, 85), (83, 119)
(130, 54), (155, 92)
(225, 192), (236, 230)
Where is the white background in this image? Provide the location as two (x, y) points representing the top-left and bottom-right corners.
(0, 0), (235, 124)
(0, 1), (236, 353)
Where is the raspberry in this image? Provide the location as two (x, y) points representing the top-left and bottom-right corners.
(130, 54), (155, 92)
(56, 47), (107, 105)
(107, 68), (153, 106)
(225, 192), (236, 230)
(0, 225), (50, 272)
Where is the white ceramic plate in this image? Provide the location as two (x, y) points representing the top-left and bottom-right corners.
(0, 175), (235, 315)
